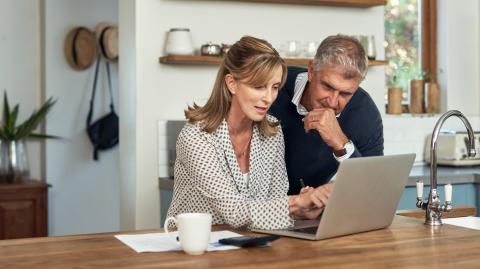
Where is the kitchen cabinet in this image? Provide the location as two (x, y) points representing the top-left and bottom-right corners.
(398, 183), (479, 213)
(159, 55), (388, 67)
(398, 166), (480, 214)
(0, 180), (48, 239)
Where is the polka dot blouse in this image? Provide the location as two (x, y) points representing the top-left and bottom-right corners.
(166, 116), (294, 230)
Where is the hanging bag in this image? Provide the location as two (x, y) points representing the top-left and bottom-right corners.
(86, 56), (119, 160)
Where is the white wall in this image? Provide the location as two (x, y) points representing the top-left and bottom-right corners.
(118, 0), (137, 231)
(0, 0), (42, 181)
(437, 0), (479, 115)
(121, 0), (385, 229)
(43, 0), (119, 235)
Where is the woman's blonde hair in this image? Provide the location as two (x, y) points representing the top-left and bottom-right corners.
(185, 36), (287, 136)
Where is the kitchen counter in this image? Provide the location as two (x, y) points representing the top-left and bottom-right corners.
(407, 164), (480, 186)
(1, 216), (480, 268)
(159, 164), (480, 191)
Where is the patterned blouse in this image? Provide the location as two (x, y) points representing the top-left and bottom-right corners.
(166, 116), (294, 230)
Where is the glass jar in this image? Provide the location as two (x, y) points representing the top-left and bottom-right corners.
(285, 40), (301, 58)
(304, 41), (319, 58)
(0, 140), (30, 183)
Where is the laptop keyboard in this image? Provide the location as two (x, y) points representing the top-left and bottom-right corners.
(291, 226), (318, 234)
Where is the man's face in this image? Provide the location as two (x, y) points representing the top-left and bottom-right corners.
(306, 64), (361, 115)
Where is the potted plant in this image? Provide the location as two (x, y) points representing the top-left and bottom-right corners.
(0, 92), (57, 183)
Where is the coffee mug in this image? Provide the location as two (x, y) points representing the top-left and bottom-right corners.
(164, 213), (212, 255)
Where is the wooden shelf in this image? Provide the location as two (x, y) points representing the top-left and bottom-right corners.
(159, 55), (388, 67)
(368, 59), (389, 66)
(225, 0), (386, 7)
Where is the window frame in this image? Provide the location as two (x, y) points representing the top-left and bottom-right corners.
(421, 0), (437, 82)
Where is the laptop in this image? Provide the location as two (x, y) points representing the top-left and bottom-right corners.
(252, 153), (416, 240)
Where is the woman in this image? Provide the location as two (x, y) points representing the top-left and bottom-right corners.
(167, 36), (322, 230)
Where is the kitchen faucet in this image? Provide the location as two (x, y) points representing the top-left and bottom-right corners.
(416, 110), (476, 225)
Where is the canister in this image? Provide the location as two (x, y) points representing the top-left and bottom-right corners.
(165, 28), (194, 55)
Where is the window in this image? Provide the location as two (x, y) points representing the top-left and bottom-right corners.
(384, 0), (437, 101)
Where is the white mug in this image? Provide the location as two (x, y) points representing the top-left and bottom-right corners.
(164, 213), (212, 255)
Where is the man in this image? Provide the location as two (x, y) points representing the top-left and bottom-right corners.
(269, 34), (384, 202)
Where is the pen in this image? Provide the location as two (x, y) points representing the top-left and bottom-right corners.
(299, 178), (305, 188)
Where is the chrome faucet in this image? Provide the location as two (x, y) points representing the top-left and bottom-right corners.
(416, 110), (476, 225)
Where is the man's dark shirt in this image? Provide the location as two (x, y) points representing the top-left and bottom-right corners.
(269, 66), (384, 195)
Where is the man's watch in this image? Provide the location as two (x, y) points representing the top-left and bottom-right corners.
(334, 140), (354, 157)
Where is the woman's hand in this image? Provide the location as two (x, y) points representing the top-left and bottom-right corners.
(288, 183), (334, 219)
(297, 207), (324, 220)
(288, 188), (316, 216)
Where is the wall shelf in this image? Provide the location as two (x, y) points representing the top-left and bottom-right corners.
(224, 0), (387, 7)
(159, 55), (388, 67)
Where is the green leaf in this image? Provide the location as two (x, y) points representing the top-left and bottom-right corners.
(2, 91), (10, 129)
(27, 133), (61, 139)
(7, 105), (19, 136)
(15, 97), (56, 140)
(0, 92), (57, 141)
(0, 127), (8, 140)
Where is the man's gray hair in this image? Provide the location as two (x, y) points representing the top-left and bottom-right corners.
(312, 34), (368, 80)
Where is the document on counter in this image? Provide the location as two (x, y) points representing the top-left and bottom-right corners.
(443, 217), (480, 230)
(115, 230), (242, 253)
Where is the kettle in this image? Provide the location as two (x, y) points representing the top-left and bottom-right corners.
(165, 28), (194, 55)
(200, 42), (221, 56)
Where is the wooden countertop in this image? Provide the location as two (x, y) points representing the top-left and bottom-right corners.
(1, 216), (479, 268)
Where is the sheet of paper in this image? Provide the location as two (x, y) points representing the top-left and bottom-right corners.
(443, 217), (480, 230)
(115, 230), (242, 253)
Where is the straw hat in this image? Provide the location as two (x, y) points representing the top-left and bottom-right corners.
(64, 27), (96, 70)
(95, 22), (119, 62)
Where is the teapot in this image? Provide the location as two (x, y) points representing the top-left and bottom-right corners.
(200, 42), (221, 56)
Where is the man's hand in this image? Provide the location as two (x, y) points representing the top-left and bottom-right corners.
(303, 108), (348, 151)
(309, 183), (334, 209)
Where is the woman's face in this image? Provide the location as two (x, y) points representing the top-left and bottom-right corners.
(226, 65), (283, 122)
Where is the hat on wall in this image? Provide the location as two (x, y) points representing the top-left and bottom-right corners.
(64, 27), (97, 70)
(95, 22), (119, 62)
